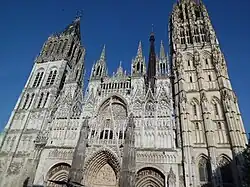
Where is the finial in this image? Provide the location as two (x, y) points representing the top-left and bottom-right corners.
(119, 61), (122, 67)
(151, 24), (154, 33)
(160, 40), (166, 58)
(137, 41), (143, 57)
(100, 45), (106, 60)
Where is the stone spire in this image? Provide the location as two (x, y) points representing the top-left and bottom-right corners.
(90, 45), (107, 80)
(146, 32), (157, 92)
(116, 61), (124, 77)
(131, 41), (146, 76)
(160, 40), (166, 59)
(137, 41), (143, 58)
(100, 44), (106, 61)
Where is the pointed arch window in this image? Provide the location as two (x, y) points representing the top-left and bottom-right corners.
(200, 26), (207, 42)
(22, 94), (29, 109)
(180, 27), (186, 44)
(50, 70), (57, 85)
(194, 26), (201, 43)
(33, 71), (44, 87)
(193, 104), (197, 116)
(46, 71), (53, 86)
(186, 28), (192, 44)
(43, 92), (50, 108)
(198, 158), (211, 184)
(37, 93), (44, 108)
(214, 103), (219, 116)
(190, 76), (193, 83)
(208, 74), (212, 81)
(27, 93), (35, 109)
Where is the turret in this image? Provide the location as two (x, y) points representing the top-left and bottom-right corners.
(156, 40), (170, 77)
(131, 41), (146, 76)
(90, 45), (108, 80)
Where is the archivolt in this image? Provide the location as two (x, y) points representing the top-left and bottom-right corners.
(84, 149), (120, 184)
(46, 163), (71, 186)
(136, 167), (165, 187)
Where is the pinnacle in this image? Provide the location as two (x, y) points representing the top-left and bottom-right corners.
(100, 45), (106, 60)
(137, 41), (143, 58)
(160, 40), (166, 59)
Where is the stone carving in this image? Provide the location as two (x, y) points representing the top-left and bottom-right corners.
(7, 161), (23, 175)
(48, 149), (74, 159)
(94, 164), (117, 186)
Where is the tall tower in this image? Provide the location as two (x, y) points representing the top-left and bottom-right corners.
(0, 17), (85, 187)
(170, 0), (247, 187)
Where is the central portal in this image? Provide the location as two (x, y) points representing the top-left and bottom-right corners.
(84, 150), (120, 187)
(92, 163), (117, 187)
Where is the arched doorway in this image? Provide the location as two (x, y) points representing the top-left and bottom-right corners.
(46, 163), (70, 187)
(84, 150), (120, 187)
(136, 167), (165, 187)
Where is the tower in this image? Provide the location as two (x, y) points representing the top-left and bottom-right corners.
(169, 0), (248, 187)
(0, 17), (85, 187)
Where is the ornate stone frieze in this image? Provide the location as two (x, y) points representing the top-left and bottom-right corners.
(48, 149), (74, 160)
(136, 151), (177, 163)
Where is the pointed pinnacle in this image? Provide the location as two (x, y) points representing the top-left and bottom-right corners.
(100, 45), (106, 60)
(160, 40), (166, 59)
(137, 41), (143, 58)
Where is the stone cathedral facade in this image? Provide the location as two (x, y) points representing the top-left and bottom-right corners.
(0, 0), (248, 187)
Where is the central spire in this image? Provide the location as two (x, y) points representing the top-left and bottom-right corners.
(147, 32), (157, 93)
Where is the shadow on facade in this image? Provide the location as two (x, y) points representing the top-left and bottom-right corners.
(198, 150), (247, 187)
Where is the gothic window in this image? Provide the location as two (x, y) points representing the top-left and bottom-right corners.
(37, 93), (44, 108)
(180, 27), (186, 44)
(190, 76), (193, 83)
(219, 157), (234, 185)
(218, 122), (222, 129)
(200, 26), (207, 42)
(214, 103), (219, 116)
(193, 104), (197, 116)
(119, 131), (123, 139)
(46, 71), (53, 85)
(195, 8), (202, 20)
(194, 26), (201, 43)
(137, 62), (140, 72)
(208, 75), (212, 81)
(33, 72), (40, 87)
(186, 28), (192, 44)
(33, 71), (44, 88)
(140, 63), (144, 73)
(205, 59), (209, 65)
(198, 158), (211, 184)
(50, 70), (57, 85)
(27, 93), (35, 109)
(22, 94), (29, 109)
(43, 92), (49, 108)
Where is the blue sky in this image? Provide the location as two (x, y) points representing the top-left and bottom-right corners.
(0, 0), (250, 133)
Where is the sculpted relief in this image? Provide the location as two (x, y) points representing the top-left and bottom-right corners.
(93, 164), (117, 187)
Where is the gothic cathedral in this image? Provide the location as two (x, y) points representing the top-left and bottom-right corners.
(0, 1), (247, 187)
